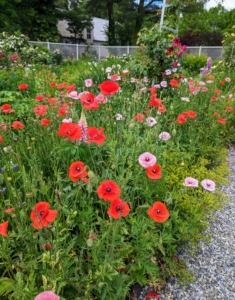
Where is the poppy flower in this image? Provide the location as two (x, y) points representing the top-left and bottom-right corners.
(170, 79), (180, 88)
(30, 202), (58, 229)
(214, 89), (221, 94)
(66, 84), (75, 92)
(148, 97), (163, 107)
(49, 82), (57, 87)
(35, 95), (45, 101)
(42, 244), (52, 250)
(87, 127), (107, 145)
(12, 121), (24, 129)
(0, 221), (8, 237)
(95, 94), (108, 104)
(211, 96), (217, 101)
(0, 135), (2, 143)
(109, 74), (121, 81)
(226, 107), (233, 112)
(145, 291), (161, 299)
(138, 152), (157, 168)
(1, 104), (15, 113)
(188, 111), (197, 118)
(177, 115), (187, 124)
(218, 118), (226, 124)
(57, 106), (68, 116)
(214, 112), (220, 117)
(146, 164), (162, 180)
(146, 117), (157, 127)
(84, 79), (93, 87)
(107, 198), (130, 219)
(219, 81), (225, 85)
(201, 179), (216, 192)
(134, 113), (145, 122)
(57, 82), (66, 89)
(97, 180), (121, 202)
(41, 119), (52, 126)
(98, 80), (120, 95)
(68, 161), (88, 183)
(148, 202), (169, 223)
(80, 93), (99, 110)
(4, 208), (15, 213)
(18, 84), (28, 90)
(159, 132), (171, 141)
(158, 104), (166, 113)
(183, 177), (198, 187)
(33, 105), (48, 116)
(34, 291), (60, 300)
(57, 123), (82, 141)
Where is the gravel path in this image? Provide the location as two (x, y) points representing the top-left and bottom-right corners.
(138, 146), (235, 300)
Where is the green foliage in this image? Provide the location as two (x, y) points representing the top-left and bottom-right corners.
(181, 53), (208, 75)
(222, 25), (235, 67)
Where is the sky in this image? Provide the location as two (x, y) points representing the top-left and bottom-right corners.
(205, 0), (235, 10)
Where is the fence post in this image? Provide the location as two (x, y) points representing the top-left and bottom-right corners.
(76, 44), (78, 60)
(127, 46), (129, 55)
(98, 46), (101, 59)
(199, 46), (202, 56)
(47, 42), (50, 50)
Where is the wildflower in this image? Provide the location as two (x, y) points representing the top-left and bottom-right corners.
(68, 161), (88, 183)
(97, 180), (121, 202)
(57, 123), (82, 142)
(177, 115), (187, 124)
(170, 79), (180, 88)
(183, 177), (198, 187)
(146, 164), (162, 180)
(87, 127), (107, 145)
(116, 113), (123, 120)
(1, 104), (15, 113)
(158, 104), (166, 113)
(62, 118), (72, 123)
(49, 82), (57, 87)
(18, 84), (28, 90)
(145, 291), (161, 299)
(68, 91), (80, 99)
(201, 179), (216, 192)
(225, 77), (231, 82)
(107, 198), (130, 219)
(148, 202), (169, 223)
(95, 94), (108, 104)
(0, 221), (8, 237)
(30, 201), (58, 229)
(66, 84), (75, 92)
(188, 111), (197, 118)
(159, 132), (171, 140)
(80, 93), (99, 110)
(41, 119), (51, 126)
(138, 152), (157, 168)
(148, 97), (163, 107)
(78, 109), (88, 143)
(146, 117), (157, 127)
(109, 74), (121, 81)
(160, 81), (167, 87)
(4, 208), (15, 213)
(219, 81), (225, 85)
(134, 113), (145, 122)
(181, 97), (189, 102)
(35, 95), (45, 101)
(218, 118), (226, 124)
(226, 107), (233, 112)
(214, 112), (220, 117)
(84, 79), (93, 87)
(33, 105), (48, 116)
(57, 106), (68, 116)
(12, 121), (24, 129)
(105, 67), (112, 73)
(98, 80), (120, 95)
(57, 82), (66, 89)
(34, 291), (60, 300)
(211, 96), (217, 101)
(0, 135), (2, 143)
(42, 244), (52, 250)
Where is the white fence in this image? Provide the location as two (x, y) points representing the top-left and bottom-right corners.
(30, 42), (223, 61)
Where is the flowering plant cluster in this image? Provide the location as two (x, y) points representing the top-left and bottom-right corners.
(0, 52), (234, 299)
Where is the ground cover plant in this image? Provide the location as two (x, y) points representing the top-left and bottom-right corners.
(0, 30), (235, 300)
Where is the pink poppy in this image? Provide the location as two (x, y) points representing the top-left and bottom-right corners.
(159, 132), (171, 141)
(201, 179), (216, 192)
(146, 117), (157, 127)
(138, 152), (157, 168)
(183, 177), (198, 187)
(84, 79), (93, 87)
(68, 91), (80, 99)
(34, 291), (60, 300)
(95, 93), (108, 104)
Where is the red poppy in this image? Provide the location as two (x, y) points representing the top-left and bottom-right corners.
(12, 121), (24, 129)
(80, 93), (99, 110)
(211, 96), (217, 101)
(58, 106), (68, 116)
(148, 97), (163, 107)
(158, 104), (166, 113)
(146, 164), (162, 180)
(41, 119), (52, 126)
(0, 135), (2, 143)
(149, 86), (157, 93)
(66, 84), (75, 92)
(188, 111), (197, 118)
(1, 104), (15, 114)
(35, 95), (45, 101)
(177, 115), (187, 124)
(134, 113), (145, 122)
(57, 82), (67, 89)
(33, 105), (48, 116)
(98, 80), (120, 95)
(30, 201), (58, 229)
(48, 98), (59, 105)
(42, 243), (52, 250)
(87, 127), (107, 145)
(4, 208), (15, 213)
(57, 123), (82, 141)
(107, 198), (130, 219)
(0, 221), (8, 237)
(110, 74), (121, 81)
(214, 112), (220, 117)
(170, 79), (180, 88)
(144, 109), (151, 114)
(148, 202), (169, 223)
(145, 291), (161, 299)
(181, 111), (189, 117)
(18, 84), (28, 90)
(214, 89), (221, 94)
(68, 161), (88, 183)
(226, 107), (233, 112)
(97, 180), (121, 202)
(219, 81), (225, 85)
(49, 82), (57, 87)
(218, 118), (226, 124)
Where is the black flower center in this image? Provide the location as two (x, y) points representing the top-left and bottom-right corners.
(76, 167), (80, 171)
(106, 187), (111, 192)
(145, 157), (150, 161)
(66, 130), (71, 134)
(156, 209), (161, 214)
(40, 211), (44, 216)
(116, 206), (121, 211)
(152, 169), (156, 173)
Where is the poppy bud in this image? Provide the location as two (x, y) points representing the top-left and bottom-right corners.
(172, 128), (176, 136)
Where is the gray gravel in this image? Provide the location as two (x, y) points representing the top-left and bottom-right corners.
(139, 147), (235, 300)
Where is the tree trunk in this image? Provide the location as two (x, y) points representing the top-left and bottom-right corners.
(107, 1), (116, 45)
(132, 0), (145, 45)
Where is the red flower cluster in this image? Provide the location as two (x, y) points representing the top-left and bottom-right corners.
(33, 105), (48, 116)
(12, 121), (24, 129)
(177, 111), (197, 123)
(147, 89), (166, 113)
(97, 180), (130, 219)
(1, 104), (15, 114)
(134, 113), (145, 122)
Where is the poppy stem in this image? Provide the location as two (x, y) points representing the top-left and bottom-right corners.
(55, 190), (63, 207)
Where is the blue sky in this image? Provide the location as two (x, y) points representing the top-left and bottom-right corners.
(205, 0), (235, 10)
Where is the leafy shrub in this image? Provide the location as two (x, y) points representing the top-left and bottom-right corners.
(181, 53), (208, 75)
(222, 25), (235, 67)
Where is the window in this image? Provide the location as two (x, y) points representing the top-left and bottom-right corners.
(87, 28), (91, 40)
